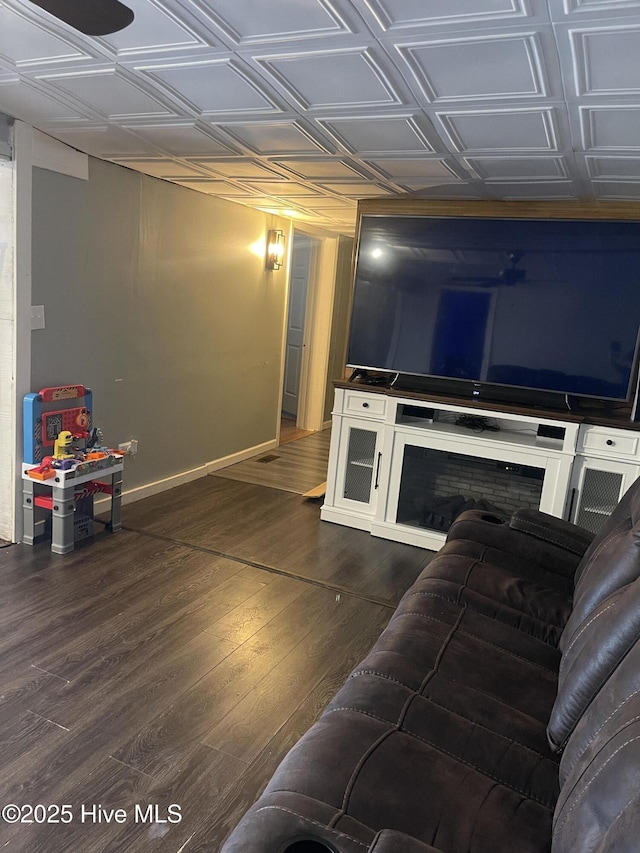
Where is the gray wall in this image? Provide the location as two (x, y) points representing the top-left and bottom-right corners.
(31, 158), (289, 491)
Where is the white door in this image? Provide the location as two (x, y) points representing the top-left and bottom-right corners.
(282, 234), (312, 419)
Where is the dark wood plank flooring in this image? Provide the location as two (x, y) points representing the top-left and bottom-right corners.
(0, 474), (429, 852)
(123, 475), (430, 605)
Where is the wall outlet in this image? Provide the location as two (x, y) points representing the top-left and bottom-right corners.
(118, 439), (138, 455)
(31, 305), (45, 330)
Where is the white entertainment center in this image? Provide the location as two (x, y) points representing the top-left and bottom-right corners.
(321, 384), (640, 551)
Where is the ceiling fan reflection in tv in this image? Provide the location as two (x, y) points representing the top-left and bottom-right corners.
(452, 252), (533, 287)
(28, 0), (134, 36)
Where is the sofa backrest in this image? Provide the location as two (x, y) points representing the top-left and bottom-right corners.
(561, 475), (640, 653)
(552, 636), (640, 853)
(547, 475), (640, 751)
(547, 574), (640, 750)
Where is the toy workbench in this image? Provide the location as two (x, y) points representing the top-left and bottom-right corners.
(22, 385), (125, 554)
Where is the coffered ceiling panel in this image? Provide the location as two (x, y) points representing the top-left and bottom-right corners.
(318, 181), (393, 196)
(98, 0), (209, 55)
(49, 123), (157, 156)
(38, 69), (176, 119)
(2, 0), (640, 232)
(124, 122), (234, 155)
(0, 4), (91, 65)
(358, 0), (533, 31)
(246, 180), (322, 196)
(112, 157), (210, 178)
(465, 155), (568, 180)
(438, 108), (559, 152)
(579, 105), (640, 150)
(488, 180), (577, 198)
(318, 114), (434, 153)
(0, 78), (84, 120)
(256, 48), (404, 110)
(138, 59), (280, 114)
(196, 0), (352, 43)
(396, 33), (550, 102)
(189, 158), (281, 178)
(586, 154), (640, 179)
(397, 181), (479, 197)
(593, 181), (640, 199)
(217, 120), (327, 154)
(558, 0), (640, 17)
(568, 24), (640, 95)
(271, 158), (368, 180)
(174, 177), (238, 193)
(365, 156), (458, 179)
(300, 195), (356, 208)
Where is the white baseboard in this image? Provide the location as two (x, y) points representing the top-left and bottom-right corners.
(93, 438), (278, 515)
(206, 439), (277, 474)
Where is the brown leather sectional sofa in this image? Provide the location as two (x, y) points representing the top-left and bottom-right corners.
(221, 478), (640, 853)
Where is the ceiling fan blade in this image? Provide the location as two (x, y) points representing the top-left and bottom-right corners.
(451, 276), (501, 284)
(28, 0), (134, 35)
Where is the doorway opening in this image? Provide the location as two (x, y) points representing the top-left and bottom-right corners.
(280, 232), (320, 443)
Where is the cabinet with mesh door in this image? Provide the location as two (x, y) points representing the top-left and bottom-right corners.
(323, 418), (384, 531)
(570, 457), (640, 535)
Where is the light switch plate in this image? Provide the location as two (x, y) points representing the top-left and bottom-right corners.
(31, 305), (45, 330)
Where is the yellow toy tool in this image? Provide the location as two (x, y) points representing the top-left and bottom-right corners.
(53, 430), (76, 459)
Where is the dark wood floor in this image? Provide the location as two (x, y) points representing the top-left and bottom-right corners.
(0, 474), (430, 852)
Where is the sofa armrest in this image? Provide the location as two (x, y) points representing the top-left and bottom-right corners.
(508, 508), (594, 556)
(446, 507), (594, 580)
(368, 829), (442, 853)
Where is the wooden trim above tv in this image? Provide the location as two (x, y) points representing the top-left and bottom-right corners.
(357, 198), (640, 221)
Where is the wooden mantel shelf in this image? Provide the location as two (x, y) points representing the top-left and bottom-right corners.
(333, 379), (640, 432)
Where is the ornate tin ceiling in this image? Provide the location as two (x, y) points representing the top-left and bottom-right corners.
(2, 0), (640, 232)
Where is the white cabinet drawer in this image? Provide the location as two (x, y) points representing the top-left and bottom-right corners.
(579, 427), (640, 460)
(343, 391), (387, 419)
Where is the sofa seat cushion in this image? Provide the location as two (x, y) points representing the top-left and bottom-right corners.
(259, 708), (554, 853)
(346, 584), (560, 745)
(413, 545), (573, 645)
(439, 538), (575, 599)
(326, 674), (559, 804)
(348, 600), (560, 751)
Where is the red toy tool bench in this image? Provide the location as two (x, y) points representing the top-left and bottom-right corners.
(22, 385), (124, 554)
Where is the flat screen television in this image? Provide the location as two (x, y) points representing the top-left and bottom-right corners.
(347, 214), (640, 411)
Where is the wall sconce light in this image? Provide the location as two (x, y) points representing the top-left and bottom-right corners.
(265, 229), (285, 270)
